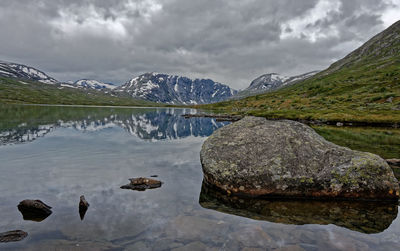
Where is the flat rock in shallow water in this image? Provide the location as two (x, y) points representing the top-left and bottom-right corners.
(0, 230), (28, 242)
(200, 116), (400, 200)
(121, 177), (162, 191)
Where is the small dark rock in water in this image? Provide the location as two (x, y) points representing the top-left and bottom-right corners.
(79, 195), (89, 220)
(121, 177), (162, 191)
(0, 230), (28, 243)
(17, 200), (52, 222)
(150, 175), (158, 177)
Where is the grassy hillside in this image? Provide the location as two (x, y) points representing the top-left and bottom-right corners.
(0, 77), (159, 107)
(199, 21), (400, 124)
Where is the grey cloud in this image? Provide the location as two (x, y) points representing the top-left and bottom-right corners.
(0, 0), (398, 89)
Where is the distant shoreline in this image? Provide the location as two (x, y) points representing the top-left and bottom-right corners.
(182, 113), (400, 128)
(12, 103), (182, 109)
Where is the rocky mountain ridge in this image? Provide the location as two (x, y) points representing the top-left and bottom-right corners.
(233, 71), (318, 99)
(116, 72), (237, 104)
(0, 61), (58, 84)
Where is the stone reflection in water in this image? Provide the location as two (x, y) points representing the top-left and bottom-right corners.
(199, 182), (398, 234)
(17, 207), (52, 222)
(0, 106), (228, 145)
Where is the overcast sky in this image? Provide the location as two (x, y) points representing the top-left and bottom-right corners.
(0, 0), (399, 89)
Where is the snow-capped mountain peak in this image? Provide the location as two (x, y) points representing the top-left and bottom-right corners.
(246, 71), (319, 92)
(73, 79), (116, 90)
(231, 71), (319, 99)
(116, 72), (237, 104)
(0, 61), (58, 84)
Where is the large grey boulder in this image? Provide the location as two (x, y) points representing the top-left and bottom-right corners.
(200, 117), (399, 200)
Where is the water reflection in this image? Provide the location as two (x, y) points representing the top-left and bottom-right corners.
(0, 105), (227, 145)
(17, 207), (52, 222)
(199, 182), (398, 234)
(1, 104), (400, 250)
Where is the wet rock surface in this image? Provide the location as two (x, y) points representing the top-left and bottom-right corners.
(199, 182), (398, 234)
(200, 116), (400, 200)
(79, 195), (89, 220)
(0, 230), (28, 243)
(121, 177), (162, 191)
(17, 200), (52, 222)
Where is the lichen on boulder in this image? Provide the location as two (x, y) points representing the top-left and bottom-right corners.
(200, 116), (399, 200)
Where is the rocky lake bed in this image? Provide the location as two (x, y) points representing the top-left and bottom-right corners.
(1, 105), (400, 250)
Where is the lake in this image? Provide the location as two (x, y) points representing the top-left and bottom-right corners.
(0, 104), (400, 250)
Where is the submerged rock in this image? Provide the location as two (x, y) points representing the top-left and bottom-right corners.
(0, 230), (28, 243)
(121, 177), (162, 191)
(79, 195), (89, 220)
(199, 182), (398, 234)
(200, 116), (399, 200)
(17, 199), (52, 222)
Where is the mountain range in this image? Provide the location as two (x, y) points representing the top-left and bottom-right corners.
(116, 72), (237, 104)
(0, 60), (319, 105)
(0, 59), (320, 105)
(0, 61), (238, 104)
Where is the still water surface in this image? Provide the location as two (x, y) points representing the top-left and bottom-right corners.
(0, 105), (400, 250)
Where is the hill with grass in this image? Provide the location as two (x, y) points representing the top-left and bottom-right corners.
(200, 20), (400, 125)
(0, 77), (158, 106)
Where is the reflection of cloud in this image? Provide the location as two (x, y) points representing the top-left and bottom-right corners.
(0, 108), (228, 145)
(0, 127), (207, 245)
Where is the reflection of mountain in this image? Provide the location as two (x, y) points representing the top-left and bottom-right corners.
(0, 124), (57, 145)
(117, 110), (227, 140)
(0, 108), (228, 145)
(199, 182), (398, 234)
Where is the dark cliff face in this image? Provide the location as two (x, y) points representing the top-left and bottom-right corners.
(116, 72), (237, 104)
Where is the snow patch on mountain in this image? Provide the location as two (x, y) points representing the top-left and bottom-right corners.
(73, 79), (116, 90)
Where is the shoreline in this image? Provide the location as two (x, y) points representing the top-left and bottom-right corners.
(4, 103), (181, 110)
(182, 113), (400, 128)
